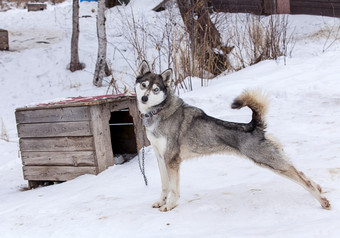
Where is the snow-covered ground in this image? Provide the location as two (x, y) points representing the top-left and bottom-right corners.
(1, 1), (340, 237)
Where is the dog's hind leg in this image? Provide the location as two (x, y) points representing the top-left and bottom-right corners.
(278, 165), (331, 209)
(244, 137), (331, 209)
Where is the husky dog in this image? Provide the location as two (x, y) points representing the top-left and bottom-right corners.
(135, 61), (331, 212)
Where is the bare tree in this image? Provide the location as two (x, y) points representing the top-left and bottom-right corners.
(69, 0), (85, 72)
(93, 0), (111, 87)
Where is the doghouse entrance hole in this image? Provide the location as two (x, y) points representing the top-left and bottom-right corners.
(109, 108), (137, 164)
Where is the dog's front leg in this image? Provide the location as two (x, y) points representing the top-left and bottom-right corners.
(152, 153), (169, 208)
(159, 161), (180, 212)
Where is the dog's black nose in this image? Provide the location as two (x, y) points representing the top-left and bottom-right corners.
(142, 96), (148, 102)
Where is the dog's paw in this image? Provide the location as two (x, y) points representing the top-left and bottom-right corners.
(159, 204), (177, 212)
(321, 197), (331, 210)
(152, 200), (166, 208)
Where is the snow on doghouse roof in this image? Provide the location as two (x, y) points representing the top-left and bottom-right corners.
(16, 93), (136, 111)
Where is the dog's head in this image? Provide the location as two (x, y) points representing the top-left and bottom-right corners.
(135, 61), (172, 114)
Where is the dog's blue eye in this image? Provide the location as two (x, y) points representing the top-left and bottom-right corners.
(153, 88), (160, 93)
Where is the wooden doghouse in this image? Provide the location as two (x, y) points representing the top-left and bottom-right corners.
(0, 29), (9, 51)
(15, 95), (148, 188)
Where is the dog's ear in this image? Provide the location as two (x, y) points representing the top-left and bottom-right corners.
(137, 60), (150, 77)
(161, 68), (172, 86)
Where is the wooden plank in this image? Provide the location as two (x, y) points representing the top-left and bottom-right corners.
(291, 3), (340, 16)
(291, 1), (340, 8)
(90, 105), (114, 172)
(15, 107), (90, 124)
(23, 166), (97, 181)
(20, 137), (94, 152)
(228, 0), (262, 4)
(292, 8), (340, 16)
(290, 0), (340, 16)
(291, 0), (340, 3)
(107, 99), (131, 112)
(17, 121), (92, 138)
(21, 151), (95, 166)
(15, 96), (136, 111)
(228, 6), (262, 14)
(291, 5), (340, 12)
(212, 0), (263, 14)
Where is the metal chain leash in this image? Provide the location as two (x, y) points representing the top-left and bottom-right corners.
(138, 119), (148, 186)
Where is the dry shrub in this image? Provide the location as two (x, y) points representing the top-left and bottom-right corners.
(172, 12), (295, 90)
(173, 13), (295, 91)
(295, 18), (340, 53)
(111, 4), (295, 93)
(321, 19), (340, 52)
(169, 4), (234, 90)
(221, 13), (295, 70)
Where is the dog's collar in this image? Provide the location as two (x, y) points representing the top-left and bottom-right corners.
(144, 108), (162, 118)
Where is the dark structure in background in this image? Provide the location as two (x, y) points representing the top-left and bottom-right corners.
(154, 0), (340, 17)
(0, 29), (9, 51)
(210, 0), (340, 17)
(105, 0), (130, 8)
(27, 3), (47, 12)
(290, 0), (340, 17)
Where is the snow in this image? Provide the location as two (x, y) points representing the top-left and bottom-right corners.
(1, 1), (340, 237)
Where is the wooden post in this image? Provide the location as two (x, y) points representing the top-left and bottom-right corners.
(277, 0), (290, 14)
(0, 29), (9, 51)
(89, 104), (114, 172)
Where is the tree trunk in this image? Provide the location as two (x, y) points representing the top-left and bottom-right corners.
(93, 0), (111, 87)
(177, 0), (231, 76)
(69, 0), (84, 72)
(178, 0), (221, 48)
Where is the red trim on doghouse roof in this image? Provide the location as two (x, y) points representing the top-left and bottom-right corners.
(36, 93), (136, 106)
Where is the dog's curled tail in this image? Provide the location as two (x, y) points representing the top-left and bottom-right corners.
(231, 89), (270, 130)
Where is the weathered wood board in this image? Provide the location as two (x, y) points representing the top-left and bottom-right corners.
(15, 107), (90, 124)
(19, 137), (94, 152)
(21, 151), (96, 166)
(23, 166), (97, 181)
(17, 121), (92, 138)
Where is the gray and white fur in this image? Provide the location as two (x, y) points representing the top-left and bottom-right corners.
(135, 61), (331, 212)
